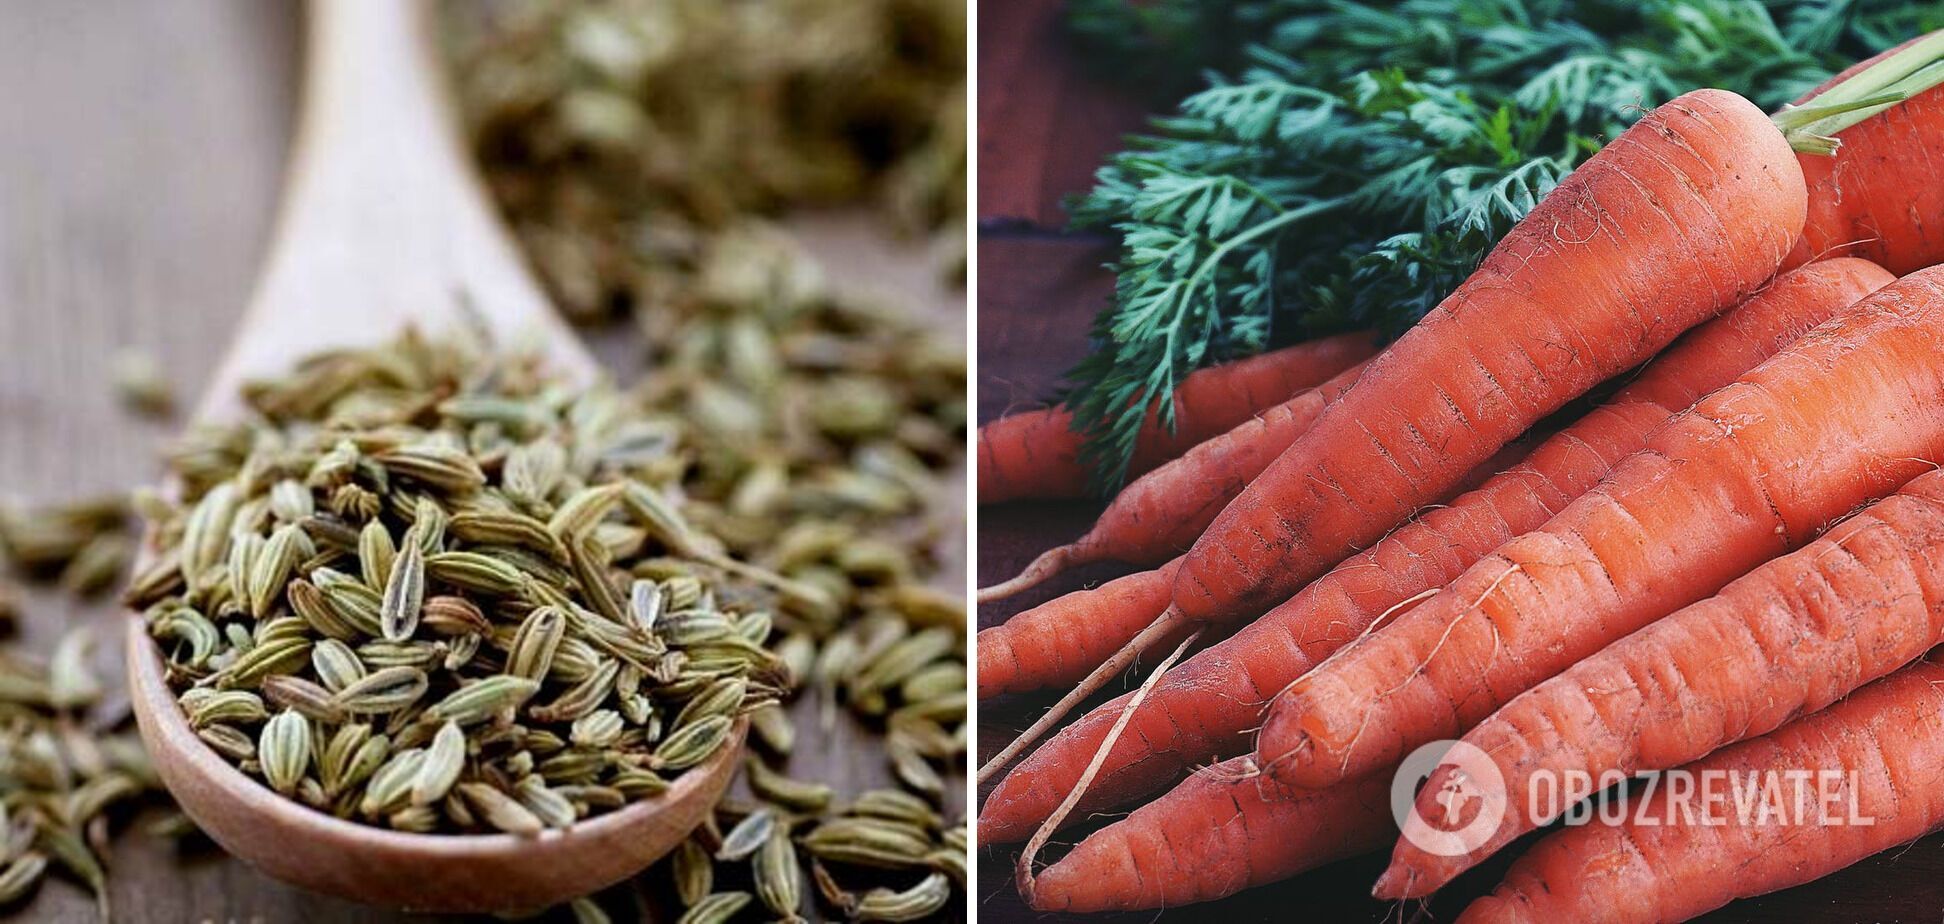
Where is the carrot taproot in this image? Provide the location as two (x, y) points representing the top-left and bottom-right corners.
(1169, 90), (1808, 628)
(976, 408), (1533, 703)
(1258, 265), (1944, 793)
(1458, 657), (1944, 924)
(979, 360), (1368, 602)
(977, 332), (1378, 504)
(1384, 462), (1944, 897)
(977, 558), (1183, 699)
(976, 426), (1559, 783)
(1028, 758), (1392, 913)
(977, 258), (1891, 843)
(1787, 32), (1944, 274)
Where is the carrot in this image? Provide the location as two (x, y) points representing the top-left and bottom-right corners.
(1382, 463), (1944, 898)
(1028, 758), (1392, 913)
(977, 558), (1183, 699)
(977, 258), (1890, 843)
(1459, 657), (1944, 924)
(977, 332), (1378, 504)
(1258, 265), (1944, 793)
(979, 360), (1367, 602)
(1168, 90), (1809, 628)
(1787, 32), (1944, 274)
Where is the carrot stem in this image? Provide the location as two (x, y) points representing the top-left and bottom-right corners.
(1777, 30), (1944, 152)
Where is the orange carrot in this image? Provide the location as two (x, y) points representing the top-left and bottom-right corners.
(977, 559), (1183, 699)
(977, 332), (1377, 504)
(976, 416), (1529, 702)
(1459, 657), (1944, 924)
(980, 361), (1367, 602)
(1028, 758), (1392, 913)
(1787, 32), (1944, 274)
(1169, 90), (1807, 627)
(1383, 462), (1944, 897)
(977, 258), (1890, 843)
(1258, 266), (1944, 792)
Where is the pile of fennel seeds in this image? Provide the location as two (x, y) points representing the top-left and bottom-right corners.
(442, 0), (968, 325)
(0, 498), (181, 917)
(127, 319), (967, 920)
(127, 328), (795, 833)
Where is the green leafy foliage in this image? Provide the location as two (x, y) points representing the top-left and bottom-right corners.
(1060, 0), (1932, 491)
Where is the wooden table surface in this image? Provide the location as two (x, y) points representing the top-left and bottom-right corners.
(973, 0), (1944, 921)
(0, 1), (964, 920)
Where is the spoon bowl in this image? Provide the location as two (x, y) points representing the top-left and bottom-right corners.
(125, 0), (745, 910)
(129, 625), (746, 912)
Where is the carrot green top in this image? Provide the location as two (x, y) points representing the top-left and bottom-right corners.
(1778, 30), (1944, 155)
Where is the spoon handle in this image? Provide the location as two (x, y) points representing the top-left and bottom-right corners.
(198, 0), (588, 421)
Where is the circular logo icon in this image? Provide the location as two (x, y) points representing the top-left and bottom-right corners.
(1391, 738), (1506, 857)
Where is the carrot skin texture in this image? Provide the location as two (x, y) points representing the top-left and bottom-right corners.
(977, 559), (1182, 699)
(976, 259), (1890, 843)
(1787, 33), (1944, 275)
(1064, 361), (1366, 568)
(1459, 659), (1944, 924)
(977, 333), (1378, 503)
(1172, 89), (1807, 624)
(1386, 463), (1944, 897)
(1030, 758), (1392, 913)
(1260, 266), (1944, 792)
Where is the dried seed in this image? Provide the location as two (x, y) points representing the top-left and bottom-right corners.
(754, 826), (803, 920)
(671, 838), (712, 906)
(746, 758), (831, 813)
(375, 444), (487, 493)
(799, 818), (931, 869)
(0, 851), (47, 904)
(676, 891), (750, 924)
(361, 748), (427, 817)
(426, 675), (540, 726)
(48, 627), (102, 710)
(411, 721), (466, 806)
(424, 552), (525, 595)
(358, 519), (396, 589)
(258, 710), (312, 796)
(262, 675), (347, 724)
(505, 606), (567, 680)
(333, 666), (430, 714)
(650, 715), (731, 771)
(854, 872), (951, 922)
(749, 703), (794, 756)
(848, 789), (940, 829)
(626, 579), (662, 636)
(380, 526), (427, 641)
(716, 808), (775, 861)
(310, 638), (368, 693)
(421, 595), (491, 636)
(215, 637), (313, 690)
(456, 783), (543, 836)
(512, 775), (577, 829)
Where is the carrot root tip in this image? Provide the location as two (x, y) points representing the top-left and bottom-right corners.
(977, 543), (1082, 604)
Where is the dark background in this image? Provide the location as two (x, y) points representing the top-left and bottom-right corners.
(973, 0), (1944, 920)
(0, 1), (964, 920)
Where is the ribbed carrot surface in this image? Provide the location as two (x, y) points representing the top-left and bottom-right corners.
(1172, 89), (1807, 625)
(1029, 758), (1392, 913)
(1385, 462), (1944, 896)
(1460, 658), (1944, 923)
(977, 332), (1376, 503)
(977, 259), (1889, 843)
(1259, 266), (1944, 791)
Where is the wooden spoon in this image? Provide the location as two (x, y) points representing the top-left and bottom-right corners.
(125, 0), (744, 912)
